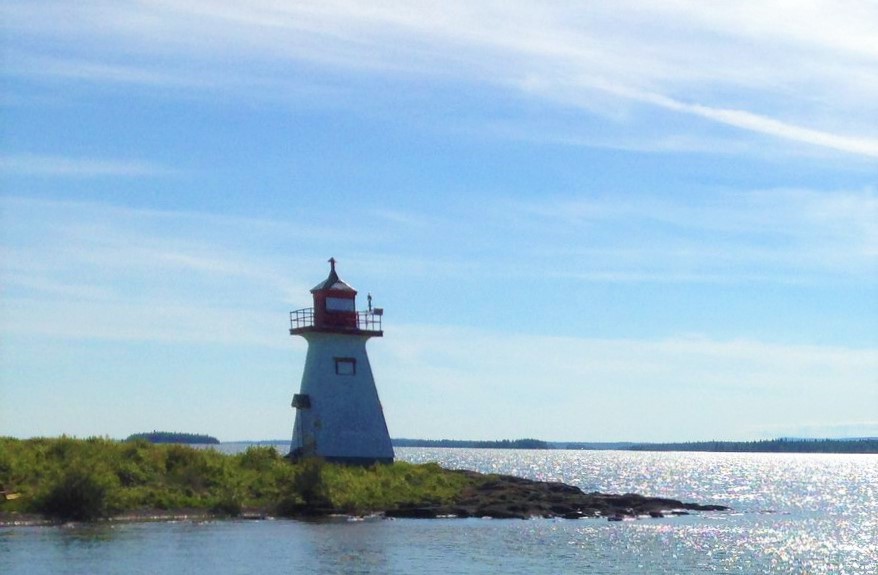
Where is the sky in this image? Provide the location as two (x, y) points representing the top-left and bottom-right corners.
(1, 1), (876, 443)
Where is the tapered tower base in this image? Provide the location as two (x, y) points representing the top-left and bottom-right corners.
(288, 259), (393, 465)
(290, 333), (393, 464)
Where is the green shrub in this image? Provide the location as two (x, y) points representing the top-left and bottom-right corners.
(293, 457), (331, 506)
(238, 446), (281, 472)
(321, 461), (470, 513)
(37, 464), (116, 521)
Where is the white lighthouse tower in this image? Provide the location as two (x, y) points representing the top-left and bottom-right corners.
(288, 258), (394, 464)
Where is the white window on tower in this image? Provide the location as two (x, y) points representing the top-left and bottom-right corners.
(326, 297), (355, 312)
(335, 357), (356, 376)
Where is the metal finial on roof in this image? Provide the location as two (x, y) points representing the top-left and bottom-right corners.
(311, 257), (353, 292)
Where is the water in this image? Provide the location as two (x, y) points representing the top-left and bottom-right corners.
(2, 449), (876, 574)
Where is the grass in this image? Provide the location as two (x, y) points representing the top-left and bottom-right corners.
(0, 436), (475, 521)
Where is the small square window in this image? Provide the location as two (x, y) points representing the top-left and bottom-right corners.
(335, 358), (356, 375)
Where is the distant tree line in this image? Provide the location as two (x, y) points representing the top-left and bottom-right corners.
(627, 438), (878, 454)
(549, 442), (636, 450)
(392, 437), (878, 453)
(393, 438), (549, 449)
(126, 431), (220, 445)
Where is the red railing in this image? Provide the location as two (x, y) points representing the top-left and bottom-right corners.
(289, 308), (383, 333)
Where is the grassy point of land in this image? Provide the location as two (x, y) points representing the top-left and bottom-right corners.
(0, 437), (730, 524)
(0, 436), (473, 523)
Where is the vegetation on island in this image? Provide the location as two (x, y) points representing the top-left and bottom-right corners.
(0, 436), (729, 523)
(125, 431), (220, 444)
(0, 437), (471, 522)
(393, 438), (549, 449)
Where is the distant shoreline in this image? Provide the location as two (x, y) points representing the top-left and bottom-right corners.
(16, 436), (873, 455)
(392, 438), (549, 450)
(389, 437), (878, 454)
(211, 438), (878, 454)
(623, 438), (878, 454)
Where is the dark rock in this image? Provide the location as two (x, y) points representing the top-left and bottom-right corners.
(475, 505), (527, 519)
(436, 470), (730, 520)
(385, 507), (438, 519)
(286, 468), (730, 521)
(684, 503), (728, 511)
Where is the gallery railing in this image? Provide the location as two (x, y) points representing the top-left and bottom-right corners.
(289, 307), (383, 333)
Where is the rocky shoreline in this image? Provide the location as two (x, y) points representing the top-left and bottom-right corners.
(383, 470), (729, 520)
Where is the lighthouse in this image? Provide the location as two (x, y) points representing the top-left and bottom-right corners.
(288, 258), (394, 464)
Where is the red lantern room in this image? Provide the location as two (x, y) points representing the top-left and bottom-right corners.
(289, 257), (383, 336)
(311, 257), (357, 330)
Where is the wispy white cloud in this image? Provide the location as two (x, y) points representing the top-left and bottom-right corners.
(0, 197), (320, 307)
(0, 154), (174, 177)
(650, 95), (878, 158)
(1, 275), (116, 300)
(2, 186), (874, 341)
(468, 120), (755, 156)
(3, 1), (878, 157)
(2, 53), (206, 87)
(0, 196), (361, 242)
(1, 296), (286, 348)
(518, 186), (878, 240)
(502, 187), (878, 281)
(386, 325), (878, 394)
(1, 190), (874, 369)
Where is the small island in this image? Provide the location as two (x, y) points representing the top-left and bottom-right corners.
(125, 431), (220, 444)
(0, 437), (727, 524)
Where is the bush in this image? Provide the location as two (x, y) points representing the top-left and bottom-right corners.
(274, 457), (332, 516)
(238, 446), (281, 472)
(293, 457), (330, 507)
(38, 464), (116, 521)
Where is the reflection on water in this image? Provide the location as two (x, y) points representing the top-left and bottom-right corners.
(399, 447), (878, 514)
(2, 449), (876, 575)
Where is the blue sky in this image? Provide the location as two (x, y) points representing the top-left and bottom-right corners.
(1, 1), (876, 442)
